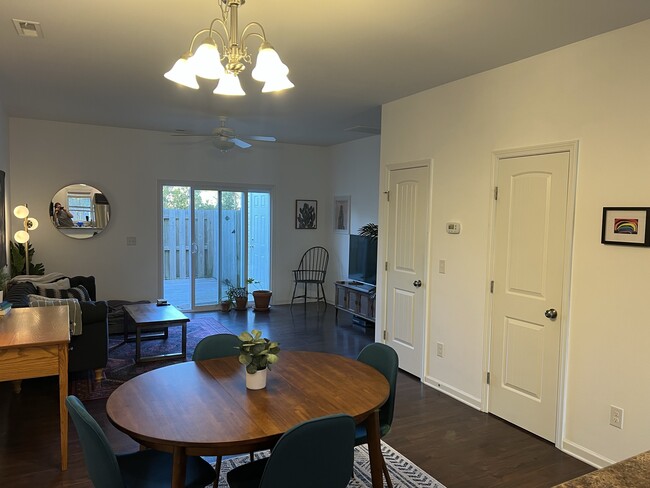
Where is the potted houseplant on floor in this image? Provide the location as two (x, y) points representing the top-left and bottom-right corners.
(247, 278), (272, 312)
(222, 279), (248, 312)
(237, 329), (280, 390)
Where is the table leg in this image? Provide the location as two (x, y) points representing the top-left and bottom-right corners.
(171, 445), (187, 488)
(59, 343), (68, 471)
(365, 409), (383, 488)
(181, 322), (187, 359)
(136, 326), (141, 363)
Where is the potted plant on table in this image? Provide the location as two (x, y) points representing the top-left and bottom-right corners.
(237, 329), (280, 390)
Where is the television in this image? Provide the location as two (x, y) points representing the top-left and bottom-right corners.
(348, 235), (378, 286)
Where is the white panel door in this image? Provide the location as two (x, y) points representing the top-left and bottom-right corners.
(385, 165), (430, 377)
(489, 151), (570, 442)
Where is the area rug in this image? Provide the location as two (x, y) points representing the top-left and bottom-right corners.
(207, 441), (445, 487)
(70, 315), (233, 401)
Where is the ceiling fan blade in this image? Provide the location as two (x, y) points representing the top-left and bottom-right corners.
(245, 136), (276, 142)
(232, 138), (252, 149)
(170, 133), (213, 137)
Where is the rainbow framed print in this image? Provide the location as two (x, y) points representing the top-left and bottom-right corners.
(601, 207), (650, 246)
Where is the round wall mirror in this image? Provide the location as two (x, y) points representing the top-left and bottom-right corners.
(50, 184), (110, 239)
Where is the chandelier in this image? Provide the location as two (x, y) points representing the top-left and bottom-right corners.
(164, 0), (294, 96)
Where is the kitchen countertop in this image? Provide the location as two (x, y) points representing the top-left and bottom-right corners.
(554, 451), (650, 487)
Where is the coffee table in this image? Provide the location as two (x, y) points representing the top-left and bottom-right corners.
(122, 303), (189, 363)
(107, 351), (390, 488)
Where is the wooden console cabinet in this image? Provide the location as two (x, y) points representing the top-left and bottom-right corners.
(334, 281), (376, 324)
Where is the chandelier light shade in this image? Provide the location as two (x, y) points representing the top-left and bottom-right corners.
(13, 203), (38, 275)
(164, 0), (294, 95)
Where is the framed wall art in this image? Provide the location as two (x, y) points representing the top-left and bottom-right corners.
(601, 207), (650, 246)
(295, 199), (317, 229)
(334, 195), (350, 234)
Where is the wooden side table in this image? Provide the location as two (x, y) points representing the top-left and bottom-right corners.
(0, 306), (70, 470)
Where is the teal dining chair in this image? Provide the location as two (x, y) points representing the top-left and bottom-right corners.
(65, 395), (215, 488)
(192, 333), (250, 485)
(355, 342), (399, 488)
(226, 413), (356, 488)
(192, 333), (241, 361)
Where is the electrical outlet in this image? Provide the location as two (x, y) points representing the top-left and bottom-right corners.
(436, 342), (444, 358)
(439, 260), (446, 274)
(609, 405), (624, 429)
(126, 236), (137, 246)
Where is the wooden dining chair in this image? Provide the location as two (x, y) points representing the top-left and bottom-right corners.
(66, 395), (215, 488)
(226, 414), (355, 488)
(192, 333), (254, 485)
(290, 246), (329, 309)
(355, 342), (399, 488)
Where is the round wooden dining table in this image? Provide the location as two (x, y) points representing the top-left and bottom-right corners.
(106, 351), (390, 488)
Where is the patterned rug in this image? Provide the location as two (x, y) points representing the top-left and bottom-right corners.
(208, 441), (445, 487)
(70, 315), (233, 401)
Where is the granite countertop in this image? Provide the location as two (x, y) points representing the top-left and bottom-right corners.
(554, 451), (650, 487)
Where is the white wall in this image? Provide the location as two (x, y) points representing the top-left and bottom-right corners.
(329, 136), (380, 285)
(0, 103), (8, 267)
(380, 20), (650, 466)
(8, 118), (332, 303)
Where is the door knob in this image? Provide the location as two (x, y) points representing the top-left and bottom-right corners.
(413, 280), (422, 288)
(544, 308), (558, 320)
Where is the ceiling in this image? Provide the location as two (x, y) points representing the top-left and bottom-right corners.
(2, 1), (650, 147)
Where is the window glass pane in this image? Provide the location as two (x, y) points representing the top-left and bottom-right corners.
(248, 192), (271, 290)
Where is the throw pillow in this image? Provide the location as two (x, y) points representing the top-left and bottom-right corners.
(5, 282), (38, 307)
(27, 294), (83, 336)
(36, 284), (91, 302)
(35, 278), (71, 290)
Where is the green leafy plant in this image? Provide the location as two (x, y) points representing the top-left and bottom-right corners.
(10, 241), (45, 277)
(0, 266), (10, 294)
(237, 329), (280, 374)
(358, 223), (378, 240)
(222, 278), (247, 304)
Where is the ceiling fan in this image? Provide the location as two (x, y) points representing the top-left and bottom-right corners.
(171, 117), (276, 152)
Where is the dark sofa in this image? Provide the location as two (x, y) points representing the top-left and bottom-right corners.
(6, 275), (108, 380)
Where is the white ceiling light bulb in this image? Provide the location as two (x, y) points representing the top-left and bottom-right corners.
(164, 53), (200, 89)
(252, 42), (289, 82)
(189, 38), (225, 80)
(213, 72), (246, 96)
(14, 205), (29, 219)
(14, 230), (30, 244)
(27, 217), (39, 230)
(262, 75), (295, 93)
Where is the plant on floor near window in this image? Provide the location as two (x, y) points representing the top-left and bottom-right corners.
(223, 278), (248, 311)
(247, 278), (272, 312)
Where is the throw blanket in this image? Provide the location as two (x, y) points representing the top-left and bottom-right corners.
(9, 272), (67, 284)
(27, 294), (83, 336)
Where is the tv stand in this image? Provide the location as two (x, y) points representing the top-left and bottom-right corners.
(334, 281), (376, 326)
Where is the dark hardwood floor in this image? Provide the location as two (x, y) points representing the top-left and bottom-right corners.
(0, 303), (593, 487)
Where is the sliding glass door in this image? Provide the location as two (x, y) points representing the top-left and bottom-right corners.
(161, 184), (271, 311)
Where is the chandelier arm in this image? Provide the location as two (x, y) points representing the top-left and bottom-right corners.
(240, 22), (267, 46)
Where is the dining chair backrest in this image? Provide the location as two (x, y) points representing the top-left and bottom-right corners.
(294, 246), (329, 283)
(66, 395), (124, 488)
(357, 343), (399, 430)
(192, 333), (241, 361)
(259, 414), (355, 488)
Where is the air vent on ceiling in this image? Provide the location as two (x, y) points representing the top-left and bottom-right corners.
(343, 125), (381, 135)
(13, 19), (44, 38)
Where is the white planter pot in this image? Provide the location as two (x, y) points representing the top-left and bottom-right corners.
(246, 368), (267, 390)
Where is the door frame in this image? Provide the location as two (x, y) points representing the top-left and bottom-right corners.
(377, 159), (433, 380)
(482, 141), (578, 447)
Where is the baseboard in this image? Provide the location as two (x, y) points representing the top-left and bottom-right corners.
(423, 375), (482, 410)
(561, 439), (615, 469)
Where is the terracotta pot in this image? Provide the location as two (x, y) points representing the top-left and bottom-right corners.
(252, 290), (272, 312)
(234, 296), (248, 311)
(220, 301), (232, 312)
(245, 368), (267, 390)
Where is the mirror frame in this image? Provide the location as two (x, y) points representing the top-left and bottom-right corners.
(50, 183), (110, 239)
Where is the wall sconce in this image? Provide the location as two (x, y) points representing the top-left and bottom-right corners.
(14, 204), (38, 275)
